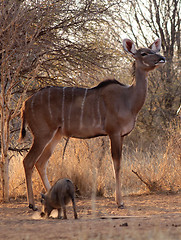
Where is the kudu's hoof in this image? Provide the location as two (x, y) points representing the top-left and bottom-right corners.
(29, 204), (38, 211)
(118, 203), (124, 209)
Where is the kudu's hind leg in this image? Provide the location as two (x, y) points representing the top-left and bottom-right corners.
(23, 132), (56, 210)
(35, 129), (62, 191)
(110, 134), (124, 209)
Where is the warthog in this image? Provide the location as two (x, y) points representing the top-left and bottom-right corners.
(40, 178), (78, 219)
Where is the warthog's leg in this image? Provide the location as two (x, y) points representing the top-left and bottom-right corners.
(63, 207), (67, 219)
(72, 198), (78, 219)
(58, 208), (62, 219)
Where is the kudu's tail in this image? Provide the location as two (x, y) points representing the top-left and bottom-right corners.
(18, 103), (27, 142)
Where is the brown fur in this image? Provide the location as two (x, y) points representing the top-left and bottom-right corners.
(19, 39), (165, 210)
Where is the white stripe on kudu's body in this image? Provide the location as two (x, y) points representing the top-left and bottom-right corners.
(68, 88), (75, 130)
(48, 87), (52, 120)
(19, 39), (165, 211)
(30, 93), (36, 121)
(80, 88), (88, 129)
(61, 87), (66, 132)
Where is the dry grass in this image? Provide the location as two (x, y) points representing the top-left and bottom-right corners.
(7, 121), (181, 200)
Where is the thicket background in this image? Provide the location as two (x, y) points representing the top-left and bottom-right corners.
(0, 0), (180, 201)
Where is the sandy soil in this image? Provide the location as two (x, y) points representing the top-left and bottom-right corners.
(0, 194), (181, 240)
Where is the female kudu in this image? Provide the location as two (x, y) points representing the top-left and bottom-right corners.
(19, 39), (165, 210)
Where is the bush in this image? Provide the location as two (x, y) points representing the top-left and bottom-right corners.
(5, 120), (181, 201)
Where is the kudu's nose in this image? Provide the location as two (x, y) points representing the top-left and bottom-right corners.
(155, 55), (166, 65)
(159, 56), (166, 63)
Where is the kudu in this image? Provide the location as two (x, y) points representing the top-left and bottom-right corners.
(19, 38), (165, 210)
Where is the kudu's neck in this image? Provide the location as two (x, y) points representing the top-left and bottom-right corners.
(131, 63), (148, 114)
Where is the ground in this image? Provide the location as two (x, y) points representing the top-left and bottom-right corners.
(0, 194), (181, 240)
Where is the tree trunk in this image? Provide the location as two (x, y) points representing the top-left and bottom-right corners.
(0, 103), (10, 202)
(1, 156), (9, 202)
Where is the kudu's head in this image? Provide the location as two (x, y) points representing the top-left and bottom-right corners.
(123, 38), (165, 72)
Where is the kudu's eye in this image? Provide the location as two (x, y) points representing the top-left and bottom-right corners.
(141, 52), (147, 56)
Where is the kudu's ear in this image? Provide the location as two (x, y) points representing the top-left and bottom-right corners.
(123, 39), (136, 55)
(149, 39), (161, 53)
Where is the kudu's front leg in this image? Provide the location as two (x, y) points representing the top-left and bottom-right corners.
(110, 134), (124, 209)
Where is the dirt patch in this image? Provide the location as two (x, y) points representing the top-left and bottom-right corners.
(0, 194), (181, 239)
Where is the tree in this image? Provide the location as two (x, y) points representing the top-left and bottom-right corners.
(0, 0), (123, 201)
(0, 0), (44, 201)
